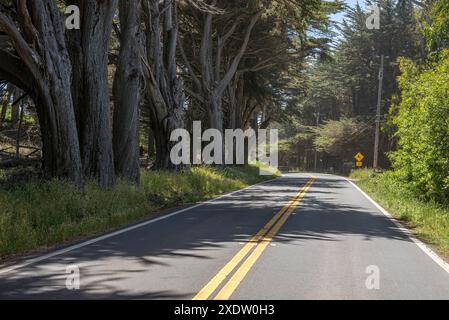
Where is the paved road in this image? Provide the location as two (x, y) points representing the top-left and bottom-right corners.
(1, 173), (449, 299)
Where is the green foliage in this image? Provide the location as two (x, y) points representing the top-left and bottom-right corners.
(354, 170), (449, 257)
(348, 168), (376, 180)
(313, 117), (370, 157)
(389, 52), (449, 203)
(279, 128), (314, 152)
(336, 0), (421, 116)
(425, 0), (449, 53)
(0, 165), (279, 259)
(1, 106), (35, 125)
(277, 0), (421, 170)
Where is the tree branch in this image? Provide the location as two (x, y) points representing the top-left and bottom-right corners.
(0, 11), (41, 81)
(215, 19), (239, 80)
(216, 12), (260, 96)
(178, 35), (202, 92)
(0, 49), (33, 92)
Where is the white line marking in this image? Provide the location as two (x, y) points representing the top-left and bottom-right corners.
(346, 178), (449, 276)
(0, 177), (280, 275)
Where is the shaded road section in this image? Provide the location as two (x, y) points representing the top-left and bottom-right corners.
(1, 173), (449, 299)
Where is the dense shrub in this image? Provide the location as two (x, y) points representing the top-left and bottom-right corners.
(389, 52), (449, 203)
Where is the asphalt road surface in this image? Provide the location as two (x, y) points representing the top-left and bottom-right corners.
(1, 173), (449, 299)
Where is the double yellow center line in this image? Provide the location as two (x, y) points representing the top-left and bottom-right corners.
(193, 176), (316, 300)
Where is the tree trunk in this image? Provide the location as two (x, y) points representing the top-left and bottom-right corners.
(228, 74), (244, 130)
(32, 2), (83, 187)
(69, 0), (117, 187)
(113, 0), (141, 185)
(148, 126), (155, 158)
(0, 88), (9, 127)
(235, 77), (245, 129)
(10, 87), (20, 126)
(185, 7), (259, 133)
(15, 101), (24, 159)
(142, 0), (185, 169)
(208, 95), (224, 133)
(0, 1), (84, 186)
(151, 107), (173, 169)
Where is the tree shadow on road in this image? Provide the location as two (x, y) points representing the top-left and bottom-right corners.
(0, 175), (412, 299)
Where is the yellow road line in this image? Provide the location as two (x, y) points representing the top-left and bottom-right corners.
(213, 177), (315, 300)
(192, 176), (315, 300)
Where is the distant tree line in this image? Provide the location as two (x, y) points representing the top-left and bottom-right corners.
(277, 0), (449, 203)
(277, 0), (437, 171)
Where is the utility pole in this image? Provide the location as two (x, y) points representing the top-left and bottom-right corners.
(373, 54), (384, 169)
(314, 110), (320, 172)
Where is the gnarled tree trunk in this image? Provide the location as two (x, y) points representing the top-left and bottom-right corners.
(142, 0), (185, 169)
(113, 0), (142, 184)
(68, 0), (117, 187)
(0, 1), (83, 187)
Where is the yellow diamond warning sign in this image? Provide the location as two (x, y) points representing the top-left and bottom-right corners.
(354, 152), (364, 162)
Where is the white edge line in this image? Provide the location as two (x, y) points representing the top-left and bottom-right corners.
(0, 176), (281, 275)
(346, 177), (449, 276)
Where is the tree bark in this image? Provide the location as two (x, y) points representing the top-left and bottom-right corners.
(0, 1), (83, 187)
(0, 86), (10, 127)
(113, 0), (141, 185)
(15, 100), (24, 159)
(10, 87), (20, 126)
(69, 0), (117, 187)
(142, 0), (185, 169)
(148, 126), (155, 158)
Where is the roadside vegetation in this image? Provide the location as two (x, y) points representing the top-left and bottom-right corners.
(0, 164), (279, 260)
(349, 1), (449, 258)
(389, 52), (449, 203)
(350, 169), (449, 258)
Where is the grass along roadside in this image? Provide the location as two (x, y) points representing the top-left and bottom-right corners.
(350, 169), (449, 259)
(0, 164), (280, 260)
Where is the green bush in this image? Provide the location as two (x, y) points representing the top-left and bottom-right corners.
(389, 52), (449, 203)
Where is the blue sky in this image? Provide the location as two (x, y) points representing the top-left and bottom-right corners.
(331, 0), (366, 24)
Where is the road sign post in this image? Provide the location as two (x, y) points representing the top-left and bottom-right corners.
(355, 152), (364, 169)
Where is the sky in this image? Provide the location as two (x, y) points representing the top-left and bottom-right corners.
(331, 0), (366, 24)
